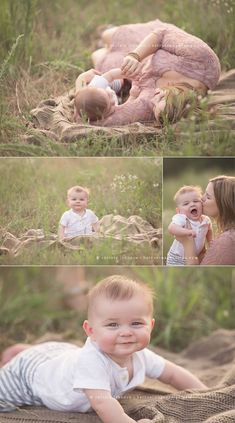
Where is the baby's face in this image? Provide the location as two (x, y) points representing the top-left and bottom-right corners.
(176, 190), (202, 220)
(67, 190), (88, 213)
(84, 294), (154, 364)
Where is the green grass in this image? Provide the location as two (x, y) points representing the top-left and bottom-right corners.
(0, 157), (162, 265)
(0, 0), (234, 156)
(0, 267), (234, 352)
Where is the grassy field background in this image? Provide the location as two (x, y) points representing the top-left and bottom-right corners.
(163, 157), (235, 262)
(0, 0), (234, 156)
(0, 267), (234, 352)
(0, 157), (162, 265)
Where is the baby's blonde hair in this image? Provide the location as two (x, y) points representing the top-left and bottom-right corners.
(67, 185), (90, 198)
(87, 275), (154, 317)
(174, 185), (202, 205)
(74, 87), (109, 122)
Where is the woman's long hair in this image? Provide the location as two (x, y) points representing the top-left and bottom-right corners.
(157, 82), (203, 125)
(210, 175), (235, 231)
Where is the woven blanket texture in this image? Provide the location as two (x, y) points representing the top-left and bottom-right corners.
(0, 214), (162, 256)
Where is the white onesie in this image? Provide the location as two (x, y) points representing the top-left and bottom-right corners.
(59, 208), (98, 238)
(166, 213), (212, 266)
(89, 75), (122, 105)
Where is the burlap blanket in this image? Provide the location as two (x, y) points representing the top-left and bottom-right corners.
(0, 329), (235, 422)
(28, 70), (235, 142)
(0, 215), (161, 257)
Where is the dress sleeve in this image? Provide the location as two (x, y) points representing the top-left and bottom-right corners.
(201, 231), (235, 265)
(101, 95), (154, 126)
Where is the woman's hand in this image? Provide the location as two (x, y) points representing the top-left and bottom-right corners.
(121, 55), (141, 77)
(175, 220), (199, 265)
(175, 234), (198, 265)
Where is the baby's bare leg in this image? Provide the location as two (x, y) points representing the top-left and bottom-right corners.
(0, 343), (31, 366)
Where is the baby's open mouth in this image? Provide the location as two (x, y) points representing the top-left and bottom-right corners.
(190, 207), (198, 216)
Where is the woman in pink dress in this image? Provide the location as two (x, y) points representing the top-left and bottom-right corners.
(175, 175), (235, 265)
(91, 19), (221, 126)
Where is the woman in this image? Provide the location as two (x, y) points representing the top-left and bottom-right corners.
(91, 19), (221, 126)
(177, 175), (235, 265)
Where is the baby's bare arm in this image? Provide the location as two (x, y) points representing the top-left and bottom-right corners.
(84, 389), (137, 423)
(168, 223), (196, 238)
(159, 360), (207, 390)
(75, 69), (101, 92)
(102, 68), (124, 82)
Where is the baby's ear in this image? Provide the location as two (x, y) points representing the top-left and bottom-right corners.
(151, 318), (155, 330)
(83, 320), (93, 337)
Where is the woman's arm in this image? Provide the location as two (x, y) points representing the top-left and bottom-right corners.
(175, 234), (199, 265)
(121, 32), (159, 76)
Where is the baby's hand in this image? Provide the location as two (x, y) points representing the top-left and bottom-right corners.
(83, 69), (101, 84)
(121, 55), (141, 77)
(189, 230), (197, 238)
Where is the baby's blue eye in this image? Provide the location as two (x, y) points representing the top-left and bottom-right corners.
(106, 323), (118, 328)
(132, 321), (143, 326)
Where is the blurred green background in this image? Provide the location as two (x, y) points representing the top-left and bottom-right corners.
(0, 266), (234, 352)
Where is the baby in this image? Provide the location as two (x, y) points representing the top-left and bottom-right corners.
(166, 185), (213, 265)
(58, 185), (99, 240)
(74, 67), (124, 122)
(0, 275), (206, 422)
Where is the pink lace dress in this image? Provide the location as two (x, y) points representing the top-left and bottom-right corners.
(95, 19), (221, 126)
(201, 230), (235, 265)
